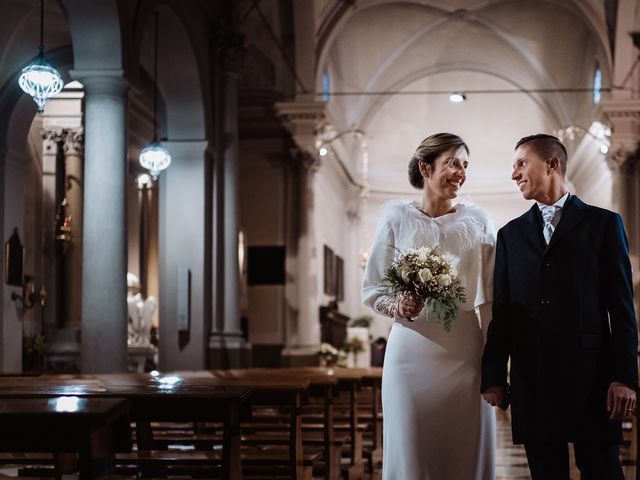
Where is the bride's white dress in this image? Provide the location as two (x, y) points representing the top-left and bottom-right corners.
(362, 200), (496, 480)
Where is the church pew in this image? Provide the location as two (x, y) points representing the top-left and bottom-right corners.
(213, 368), (342, 480)
(219, 367), (376, 479)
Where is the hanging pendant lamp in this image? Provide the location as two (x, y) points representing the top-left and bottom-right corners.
(139, 12), (171, 180)
(19, 0), (63, 111)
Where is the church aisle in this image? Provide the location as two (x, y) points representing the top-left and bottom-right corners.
(494, 409), (635, 480)
(495, 409), (531, 479)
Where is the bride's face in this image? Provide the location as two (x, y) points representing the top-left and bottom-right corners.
(420, 146), (468, 199)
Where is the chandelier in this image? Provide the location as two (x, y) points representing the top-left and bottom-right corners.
(18, 0), (63, 111)
(139, 12), (171, 179)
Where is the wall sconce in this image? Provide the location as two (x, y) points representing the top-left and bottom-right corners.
(11, 275), (47, 311)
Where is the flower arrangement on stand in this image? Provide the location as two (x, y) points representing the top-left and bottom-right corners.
(384, 246), (465, 331)
(318, 342), (338, 367)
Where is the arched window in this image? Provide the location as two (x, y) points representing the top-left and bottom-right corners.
(593, 66), (602, 104)
(322, 69), (330, 103)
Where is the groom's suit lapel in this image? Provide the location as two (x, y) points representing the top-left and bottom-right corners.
(516, 205), (546, 254)
(514, 195), (589, 256)
(544, 195), (588, 255)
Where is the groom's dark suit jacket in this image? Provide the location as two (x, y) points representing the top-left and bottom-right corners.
(481, 195), (638, 444)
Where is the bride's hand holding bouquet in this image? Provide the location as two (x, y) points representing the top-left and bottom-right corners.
(384, 246), (465, 331)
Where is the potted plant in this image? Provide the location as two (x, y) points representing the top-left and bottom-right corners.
(22, 334), (45, 372)
(343, 337), (365, 368)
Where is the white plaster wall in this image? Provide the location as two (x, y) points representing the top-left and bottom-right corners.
(314, 148), (361, 320)
(2, 149), (28, 372)
(239, 148), (286, 345)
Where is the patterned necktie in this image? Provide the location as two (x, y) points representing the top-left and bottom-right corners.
(540, 205), (560, 244)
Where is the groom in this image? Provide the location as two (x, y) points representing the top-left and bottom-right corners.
(481, 134), (638, 479)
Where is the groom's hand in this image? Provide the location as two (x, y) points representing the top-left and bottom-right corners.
(607, 381), (636, 420)
(482, 386), (509, 410)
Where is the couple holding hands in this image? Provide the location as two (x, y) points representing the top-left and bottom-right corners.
(362, 133), (638, 479)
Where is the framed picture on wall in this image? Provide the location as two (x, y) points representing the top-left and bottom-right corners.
(335, 255), (344, 302)
(247, 246), (286, 285)
(323, 245), (335, 295)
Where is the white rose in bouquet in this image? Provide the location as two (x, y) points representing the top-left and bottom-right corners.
(384, 246), (466, 331)
(418, 267), (433, 284)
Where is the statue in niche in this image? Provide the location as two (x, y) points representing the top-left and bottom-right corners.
(127, 273), (156, 347)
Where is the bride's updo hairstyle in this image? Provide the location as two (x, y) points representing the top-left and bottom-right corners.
(408, 133), (469, 189)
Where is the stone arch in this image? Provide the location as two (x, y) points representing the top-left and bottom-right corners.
(315, 0), (612, 94)
(63, 0), (123, 70)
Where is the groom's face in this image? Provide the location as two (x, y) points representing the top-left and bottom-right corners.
(512, 144), (552, 201)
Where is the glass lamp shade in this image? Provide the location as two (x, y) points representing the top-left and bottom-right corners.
(139, 143), (172, 179)
(18, 54), (64, 111)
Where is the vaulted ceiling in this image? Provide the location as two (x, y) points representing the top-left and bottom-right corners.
(317, 0), (613, 225)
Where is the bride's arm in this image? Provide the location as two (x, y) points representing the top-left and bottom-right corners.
(362, 218), (400, 319)
(477, 302), (492, 344)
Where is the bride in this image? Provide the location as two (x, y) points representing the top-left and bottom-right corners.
(362, 133), (496, 479)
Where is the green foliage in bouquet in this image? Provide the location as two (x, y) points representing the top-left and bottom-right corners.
(383, 246), (466, 332)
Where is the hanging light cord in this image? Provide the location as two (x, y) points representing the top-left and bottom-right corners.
(152, 11), (159, 143)
(39, 0), (44, 53)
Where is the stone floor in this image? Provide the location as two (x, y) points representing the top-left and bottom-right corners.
(363, 408), (635, 479)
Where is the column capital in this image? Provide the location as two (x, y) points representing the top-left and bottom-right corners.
(42, 128), (64, 156)
(275, 100), (326, 155)
(69, 69), (128, 96)
(600, 99), (640, 172)
(63, 128), (84, 156)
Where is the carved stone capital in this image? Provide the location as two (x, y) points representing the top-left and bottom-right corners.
(606, 147), (639, 174)
(275, 101), (326, 157)
(42, 128), (64, 155)
(599, 100), (640, 173)
(63, 128), (84, 156)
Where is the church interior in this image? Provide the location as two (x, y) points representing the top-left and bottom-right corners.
(0, 0), (639, 478)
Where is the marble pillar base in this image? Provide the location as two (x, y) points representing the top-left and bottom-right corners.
(280, 345), (319, 367)
(208, 332), (252, 368)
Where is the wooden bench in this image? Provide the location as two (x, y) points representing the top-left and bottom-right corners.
(0, 397), (131, 479)
(116, 448), (321, 479)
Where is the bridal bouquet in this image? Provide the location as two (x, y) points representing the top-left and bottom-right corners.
(383, 246), (465, 331)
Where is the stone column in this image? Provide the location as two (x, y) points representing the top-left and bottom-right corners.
(70, 70), (128, 373)
(602, 100), (640, 313)
(208, 17), (251, 368)
(275, 101), (325, 365)
(209, 74), (251, 367)
(61, 128), (84, 327)
(41, 130), (62, 335)
(41, 128), (84, 370)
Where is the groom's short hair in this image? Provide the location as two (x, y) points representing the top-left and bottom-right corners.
(515, 134), (567, 175)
